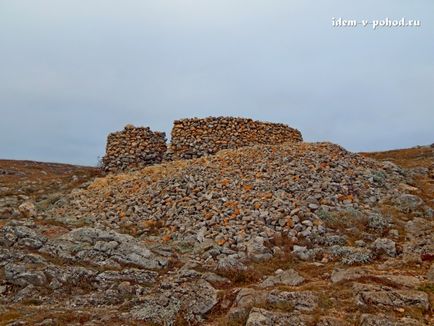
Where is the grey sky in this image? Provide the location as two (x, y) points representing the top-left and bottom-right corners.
(0, 1), (433, 166)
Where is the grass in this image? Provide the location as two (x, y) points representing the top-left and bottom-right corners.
(417, 282), (434, 294)
(0, 310), (22, 325)
(317, 292), (334, 309)
(316, 208), (372, 242)
(215, 252), (295, 287)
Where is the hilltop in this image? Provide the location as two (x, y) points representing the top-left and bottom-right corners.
(0, 144), (433, 325)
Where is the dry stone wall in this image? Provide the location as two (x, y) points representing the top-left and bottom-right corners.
(169, 117), (303, 159)
(102, 117), (303, 172)
(102, 125), (166, 172)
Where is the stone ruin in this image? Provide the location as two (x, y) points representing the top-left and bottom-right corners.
(102, 117), (303, 172)
(169, 117), (303, 160)
(102, 124), (167, 173)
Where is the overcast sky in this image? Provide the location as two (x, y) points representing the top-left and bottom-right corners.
(0, 1), (433, 166)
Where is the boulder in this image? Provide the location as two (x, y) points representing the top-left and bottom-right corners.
(259, 269), (304, 288)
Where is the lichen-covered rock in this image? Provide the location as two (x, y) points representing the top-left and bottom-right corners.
(354, 283), (430, 311)
(130, 279), (218, 324)
(395, 194), (424, 213)
(246, 236), (272, 262)
(4, 263), (47, 287)
(359, 314), (421, 326)
(403, 218), (434, 263)
(259, 269), (304, 288)
(0, 223), (47, 249)
(267, 289), (318, 312)
(367, 213), (390, 231)
(216, 255), (247, 272)
(41, 227), (167, 269)
(371, 238), (397, 257)
(329, 246), (373, 265)
(95, 268), (158, 285)
(245, 308), (313, 326)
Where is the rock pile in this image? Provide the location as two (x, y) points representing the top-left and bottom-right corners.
(102, 125), (166, 172)
(48, 142), (421, 263)
(169, 116), (303, 159)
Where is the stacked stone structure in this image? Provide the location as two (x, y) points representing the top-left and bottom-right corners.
(102, 125), (166, 172)
(169, 117), (303, 159)
(102, 117), (302, 172)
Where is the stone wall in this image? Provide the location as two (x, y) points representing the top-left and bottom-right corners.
(102, 125), (167, 172)
(102, 117), (303, 172)
(169, 117), (303, 159)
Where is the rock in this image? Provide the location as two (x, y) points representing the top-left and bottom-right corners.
(331, 267), (420, 288)
(130, 293), (180, 324)
(95, 268), (158, 285)
(216, 255), (247, 272)
(196, 227), (207, 243)
(186, 279), (219, 316)
(12, 284), (40, 303)
(371, 238), (396, 257)
(246, 236), (272, 262)
(354, 283), (430, 311)
(329, 246), (372, 265)
(292, 245), (310, 260)
(42, 227), (167, 269)
(232, 288), (266, 309)
(331, 267), (368, 283)
(259, 269), (304, 288)
(359, 314), (421, 326)
(367, 213), (390, 231)
(226, 307), (250, 324)
(267, 290), (318, 312)
(18, 201), (37, 218)
(316, 316), (350, 326)
(245, 308), (313, 326)
(395, 194), (424, 212)
(4, 263), (47, 287)
(35, 319), (57, 326)
(403, 218), (434, 263)
(131, 279), (217, 324)
(202, 272), (231, 286)
(0, 223), (47, 249)
(245, 308), (270, 326)
(355, 240), (366, 247)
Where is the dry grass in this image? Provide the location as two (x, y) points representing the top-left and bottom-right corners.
(0, 310), (22, 326)
(361, 146), (433, 169)
(0, 159), (100, 217)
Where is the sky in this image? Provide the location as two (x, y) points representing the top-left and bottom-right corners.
(0, 0), (433, 166)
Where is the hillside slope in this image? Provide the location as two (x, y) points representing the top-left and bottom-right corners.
(1, 144), (433, 325)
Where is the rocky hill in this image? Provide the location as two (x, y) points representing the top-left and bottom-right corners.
(0, 144), (433, 325)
